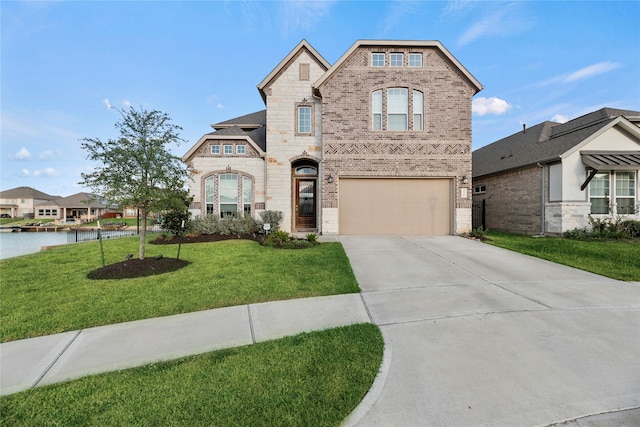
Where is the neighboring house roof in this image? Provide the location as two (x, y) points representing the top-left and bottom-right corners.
(257, 39), (331, 103)
(473, 108), (640, 178)
(314, 40), (483, 95)
(41, 192), (109, 208)
(0, 186), (56, 200)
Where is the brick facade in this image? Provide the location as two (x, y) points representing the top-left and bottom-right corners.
(317, 45), (475, 233)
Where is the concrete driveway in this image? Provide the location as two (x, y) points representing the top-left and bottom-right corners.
(340, 236), (640, 427)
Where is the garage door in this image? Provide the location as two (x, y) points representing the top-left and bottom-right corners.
(339, 178), (451, 235)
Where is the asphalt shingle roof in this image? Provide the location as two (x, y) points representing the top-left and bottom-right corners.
(0, 186), (56, 200)
(473, 108), (640, 178)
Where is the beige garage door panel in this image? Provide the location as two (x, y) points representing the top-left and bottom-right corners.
(339, 178), (451, 235)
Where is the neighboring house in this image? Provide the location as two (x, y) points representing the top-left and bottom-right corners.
(0, 186), (57, 219)
(183, 39), (482, 235)
(35, 192), (115, 222)
(472, 108), (640, 235)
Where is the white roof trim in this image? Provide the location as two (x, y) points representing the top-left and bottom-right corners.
(561, 116), (640, 159)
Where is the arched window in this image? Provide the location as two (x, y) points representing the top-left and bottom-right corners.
(204, 173), (253, 217)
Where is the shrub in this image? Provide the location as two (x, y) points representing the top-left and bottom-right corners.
(161, 211), (192, 236)
(563, 227), (590, 239)
(621, 220), (640, 238)
(190, 214), (261, 237)
(306, 233), (318, 243)
(263, 230), (318, 249)
(469, 225), (487, 240)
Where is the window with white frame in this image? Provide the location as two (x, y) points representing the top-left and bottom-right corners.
(211, 145), (220, 154)
(413, 90), (423, 131)
(409, 53), (422, 67)
(387, 88), (408, 131)
(223, 145), (233, 155)
(298, 105), (311, 134)
(616, 171), (636, 214)
(372, 90), (382, 131)
(236, 145), (246, 155)
(589, 171), (637, 215)
(372, 53), (385, 66)
(204, 173), (254, 217)
(390, 53), (403, 67)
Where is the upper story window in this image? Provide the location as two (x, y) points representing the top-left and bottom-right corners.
(372, 90), (383, 131)
(390, 53), (403, 67)
(413, 90), (424, 131)
(387, 88), (408, 131)
(409, 53), (422, 67)
(223, 145), (233, 155)
(211, 145), (220, 154)
(298, 106), (311, 133)
(372, 53), (385, 67)
(236, 145), (246, 155)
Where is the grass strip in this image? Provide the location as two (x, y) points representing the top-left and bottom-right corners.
(1, 236), (359, 342)
(485, 231), (640, 281)
(0, 323), (383, 427)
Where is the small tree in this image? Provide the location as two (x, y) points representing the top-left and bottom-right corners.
(80, 107), (190, 260)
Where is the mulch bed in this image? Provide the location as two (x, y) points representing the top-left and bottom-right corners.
(88, 258), (191, 280)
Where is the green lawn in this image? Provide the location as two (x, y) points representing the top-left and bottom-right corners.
(0, 323), (384, 427)
(485, 231), (640, 281)
(0, 236), (359, 342)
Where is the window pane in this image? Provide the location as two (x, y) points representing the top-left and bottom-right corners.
(211, 145), (220, 154)
(205, 176), (215, 215)
(224, 145), (233, 154)
(589, 173), (609, 197)
(372, 53), (384, 66)
(243, 176), (252, 216)
(372, 91), (382, 130)
(298, 106), (311, 133)
(390, 53), (403, 67)
(591, 198), (609, 214)
(616, 172), (635, 197)
(413, 91), (423, 130)
(237, 145), (246, 154)
(409, 53), (422, 67)
(388, 88), (408, 130)
(617, 198), (635, 215)
(219, 174), (238, 217)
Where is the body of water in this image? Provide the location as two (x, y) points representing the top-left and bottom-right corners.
(0, 231), (71, 260)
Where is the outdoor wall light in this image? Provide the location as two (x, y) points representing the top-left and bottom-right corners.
(327, 174), (334, 183)
(462, 176), (468, 184)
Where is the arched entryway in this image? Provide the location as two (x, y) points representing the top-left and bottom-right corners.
(291, 160), (318, 232)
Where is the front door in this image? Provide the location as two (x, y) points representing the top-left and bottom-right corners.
(295, 179), (316, 230)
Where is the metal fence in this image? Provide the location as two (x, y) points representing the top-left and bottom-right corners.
(472, 199), (485, 230)
(67, 228), (139, 243)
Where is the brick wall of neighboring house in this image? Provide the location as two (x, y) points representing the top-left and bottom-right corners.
(263, 49), (326, 231)
(186, 138), (265, 217)
(473, 165), (544, 234)
(318, 45), (474, 233)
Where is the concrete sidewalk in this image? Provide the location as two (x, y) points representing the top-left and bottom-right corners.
(0, 293), (370, 396)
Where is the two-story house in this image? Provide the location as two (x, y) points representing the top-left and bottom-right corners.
(183, 40), (482, 235)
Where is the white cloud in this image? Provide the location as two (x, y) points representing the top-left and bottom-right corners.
(565, 61), (621, 83)
(39, 149), (55, 160)
(217, 103), (224, 109)
(551, 114), (569, 123)
(103, 98), (113, 109)
(33, 167), (60, 177)
(20, 169), (30, 176)
(122, 99), (132, 107)
(472, 97), (512, 116)
(15, 147), (32, 160)
(457, 2), (534, 47)
(279, 0), (336, 36)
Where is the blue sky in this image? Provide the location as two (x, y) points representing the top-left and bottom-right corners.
(2, 0), (639, 197)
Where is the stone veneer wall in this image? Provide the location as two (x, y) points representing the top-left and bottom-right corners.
(186, 138), (265, 218)
(318, 45), (474, 234)
(262, 49), (326, 232)
(545, 202), (591, 235)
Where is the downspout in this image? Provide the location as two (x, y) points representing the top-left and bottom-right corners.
(537, 163), (545, 235)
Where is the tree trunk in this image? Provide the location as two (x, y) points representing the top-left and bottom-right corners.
(139, 208), (147, 260)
